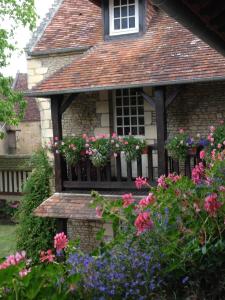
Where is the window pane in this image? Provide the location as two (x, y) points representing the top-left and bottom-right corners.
(131, 127), (137, 135)
(121, 0), (127, 5)
(129, 17), (135, 28)
(116, 90), (122, 96)
(121, 6), (128, 17)
(123, 97), (129, 106)
(114, 0), (120, 6)
(139, 127), (145, 135)
(117, 108), (122, 115)
(124, 117), (130, 125)
(116, 98), (122, 106)
(138, 107), (144, 115)
(131, 117), (137, 125)
(124, 107), (129, 115)
(117, 127), (123, 135)
(129, 5), (135, 16)
(139, 117), (144, 125)
(131, 107), (137, 115)
(114, 7), (120, 18)
(117, 117), (123, 126)
(123, 89), (129, 96)
(129, 0), (135, 4)
(114, 19), (120, 30)
(124, 127), (130, 135)
(130, 97), (136, 106)
(138, 97), (143, 105)
(122, 18), (128, 29)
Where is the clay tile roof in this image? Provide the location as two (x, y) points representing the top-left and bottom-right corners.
(31, 0), (103, 53)
(34, 193), (102, 219)
(13, 73), (40, 122)
(29, 10), (225, 97)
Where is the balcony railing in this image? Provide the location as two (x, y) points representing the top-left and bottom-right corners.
(62, 145), (158, 191)
(61, 145), (202, 191)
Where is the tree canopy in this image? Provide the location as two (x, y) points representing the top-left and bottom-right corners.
(0, 0), (37, 138)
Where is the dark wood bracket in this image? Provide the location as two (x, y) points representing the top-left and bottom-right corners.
(60, 93), (79, 115)
(165, 86), (182, 107)
(141, 91), (155, 108)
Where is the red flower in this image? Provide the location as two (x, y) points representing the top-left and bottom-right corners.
(139, 193), (156, 208)
(204, 193), (222, 217)
(54, 232), (68, 252)
(134, 211), (154, 235)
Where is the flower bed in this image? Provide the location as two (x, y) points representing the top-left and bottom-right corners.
(1, 123), (225, 299)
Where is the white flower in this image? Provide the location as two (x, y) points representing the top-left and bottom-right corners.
(116, 144), (119, 148)
(136, 145), (140, 150)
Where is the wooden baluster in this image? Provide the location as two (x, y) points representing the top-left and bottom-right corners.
(86, 159), (91, 181)
(106, 162), (111, 181)
(116, 155), (122, 181)
(148, 147), (153, 181)
(97, 168), (101, 181)
(185, 156), (191, 178)
(127, 161), (132, 181)
(137, 155), (142, 177)
(174, 160), (180, 174)
(77, 162), (82, 181)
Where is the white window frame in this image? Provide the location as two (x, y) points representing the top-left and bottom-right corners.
(113, 89), (145, 137)
(109, 0), (139, 36)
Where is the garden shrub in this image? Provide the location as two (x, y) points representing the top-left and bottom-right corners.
(16, 149), (56, 262)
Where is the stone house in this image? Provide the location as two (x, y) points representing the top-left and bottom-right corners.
(0, 73), (41, 199)
(26, 0), (225, 251)
(0, 73), (41, 155)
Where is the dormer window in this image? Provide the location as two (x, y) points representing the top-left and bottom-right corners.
(109, 0), (139, 36)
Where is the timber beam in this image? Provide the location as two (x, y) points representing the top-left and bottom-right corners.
(60, 93), (79, 115)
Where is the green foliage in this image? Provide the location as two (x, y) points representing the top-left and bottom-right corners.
(166, 130), (190, 160)
(0, 0), (37, 138)
(16, 149), (56, 262)
(122, 135), (146, 161)
(89, 137), (111, 167)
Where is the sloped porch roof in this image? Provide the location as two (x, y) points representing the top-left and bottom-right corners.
(27, 10), (225, 98)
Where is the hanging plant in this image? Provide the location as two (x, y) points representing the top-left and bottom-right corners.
(59, 136), (86, 165)
(87, 136), (111, 167)
(122, 136), (146, 162)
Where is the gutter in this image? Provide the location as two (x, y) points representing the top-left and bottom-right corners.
(25, 75), (225, 98)
(26, 46), (92, 58)
(152, 0), (225, 57)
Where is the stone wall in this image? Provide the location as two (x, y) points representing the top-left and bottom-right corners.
(67, 219), (113, 253)
(27, 53), (78, 146)
(167, 82), (225, 138)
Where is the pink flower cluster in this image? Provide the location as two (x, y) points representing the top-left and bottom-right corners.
(40, 249), (55, 263)
(0, 251), (26, 270)
(167, 173), (181, 183)
(192, 162), (205, 184)
(157, 175), (167, 189)
(139, 193), (156, 208)
(96, 206), (103, 218)
(54, 232), (68, 252)
(19, 268), (31, 278)
(135, 177), (148, 189)
(122, 193), (135, 208)
(134, 211), (154, 235)
(204, 193), (222, 217)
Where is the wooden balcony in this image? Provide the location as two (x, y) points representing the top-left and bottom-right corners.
(62, 145), (158, 191)
(62, 145), (202, 192)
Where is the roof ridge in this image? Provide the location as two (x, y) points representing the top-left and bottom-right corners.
(25, 0), (64, 53)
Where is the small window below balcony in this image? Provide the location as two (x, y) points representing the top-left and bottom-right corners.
(109, 0), (139, 36)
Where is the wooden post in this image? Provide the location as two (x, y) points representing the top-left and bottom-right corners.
(155, 87), (168, 176)
(51, 95), (63, 192)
